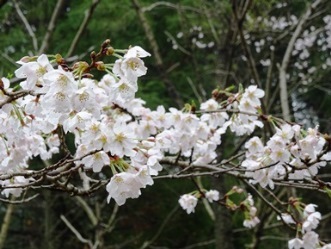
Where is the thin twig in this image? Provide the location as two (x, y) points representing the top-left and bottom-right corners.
(60, 214), (94, 248)
(75, 196), (98, 226)
(140, 205), (179, 249)
(0, 194), (39, 204)
(142, 1), (201, 13)
(39, 0), (66, 54)
(12, 0), (38, 52)
(66, 0), (101, 57)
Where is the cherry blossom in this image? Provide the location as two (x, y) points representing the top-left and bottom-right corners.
(179, 194), (198, 214)
(1, 43), (331, 248)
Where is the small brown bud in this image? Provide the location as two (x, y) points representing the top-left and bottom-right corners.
(106, 46), (115, 56)
(95, 61), (105, 71)
(90, 51), (97, 60)
(55, 54), (65, 65)
(102, 39), (111, 48)
(212, 89), (219, 99)
(73, 61), (89, 70)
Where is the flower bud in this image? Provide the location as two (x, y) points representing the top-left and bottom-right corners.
(73, 61), (89, 73)
(90, 51), (97, 60)
(19, 56), (36, 63)
(106, 46), (115, 56)
(95, 61), (105, 71)
(212, 89), (219, 99)
(102, 39), (111, 48)
(55, 54), (65, 65)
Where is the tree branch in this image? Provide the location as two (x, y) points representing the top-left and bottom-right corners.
(60, 215), (94, 248)
(278, 0), (325, 121)
(131, 0), (184, 107)
(66, 0), (101, 58)
(75, 196), (98, 227)
(38, 0), (66, 54)
(12, 0), (38, 52)
(0, 198), (15, 249)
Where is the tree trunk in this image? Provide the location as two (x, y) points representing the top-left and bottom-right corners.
(0, 202), (15, 249)
(212, 176), (235, 249)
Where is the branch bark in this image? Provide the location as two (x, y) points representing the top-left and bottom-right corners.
(0, 200), (15, 249)
(61, 215), (94, 248)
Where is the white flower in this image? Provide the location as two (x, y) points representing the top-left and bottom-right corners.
(179, 194), (198, 214)
(245, 137), (264, 155)
(304, 204), (317, 215)
(15, 54), (53, 91)
(205, 190), (220, 202)
(43, 91), (72, 113)
(276, 124), (294, 141)
(303, 211), (321, 233)
(72, 86), (97, 113)
(106, 173), (140, 205)
(270, 148), (291, 162)
(243, 216), (260, 228)
(302, 231), (319, 249)
(121, 57), (148, 83)
(200, 99), (228, 129)
(125, 46), (151, 58)
(107, 122), (137, 157)
(277, 213), (296, 224)
(81, 151), (109, 172)
(112, 78), (137, 101)
(63, 111), (92, 133)
(44, 67), (77, 93)
(321, 151), (331, 161)
(288, 238), (303, 249)
(135, 166), (154, 187)
(242, 85), (264, 107)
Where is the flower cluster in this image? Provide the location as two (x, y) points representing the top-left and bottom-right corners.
(1, 42), (331, 248)
(0, 46), (152, 198)
(221, 85), (264, 136)
(1, 42), (268, 205)
(178, 189), (220, 214)
(242, 124), (329, 189)
(288, 204), (330, 249)
(242, 194), (260, 229)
